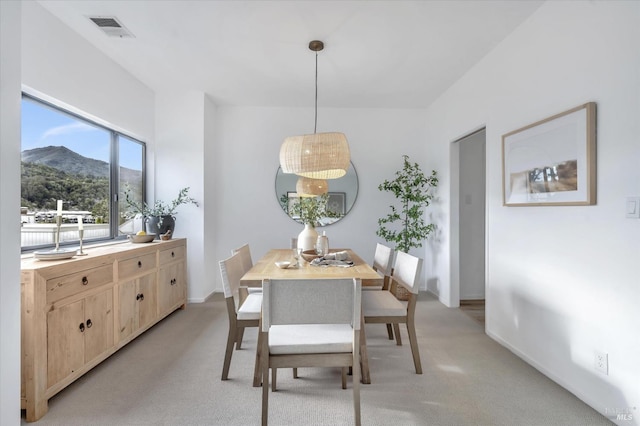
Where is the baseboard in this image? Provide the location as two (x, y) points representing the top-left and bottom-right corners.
(486, 329), (612, 423)
(188, 289), (217, 304)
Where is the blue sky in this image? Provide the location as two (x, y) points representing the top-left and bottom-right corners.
(21, 98), (142, 170)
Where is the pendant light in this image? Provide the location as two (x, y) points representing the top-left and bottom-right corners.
(279, 40), (350, 179)
(296, 177), (328, 197)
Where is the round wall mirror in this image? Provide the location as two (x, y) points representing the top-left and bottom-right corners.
(275, 163), (359, 226)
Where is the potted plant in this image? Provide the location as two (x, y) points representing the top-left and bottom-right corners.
(124, 186), (199, 240)
(377, 155), (438, 253)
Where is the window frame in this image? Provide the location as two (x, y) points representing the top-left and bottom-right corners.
(21, 93), (146, 252)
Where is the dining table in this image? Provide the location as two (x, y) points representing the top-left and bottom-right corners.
(241, 248), (383, 386)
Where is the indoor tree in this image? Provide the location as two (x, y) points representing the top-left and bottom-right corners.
(377, 155), (438, 252)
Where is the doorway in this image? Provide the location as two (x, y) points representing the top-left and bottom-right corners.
(454, 128), (486, 324)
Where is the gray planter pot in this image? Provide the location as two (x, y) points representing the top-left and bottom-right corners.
(145, 215), (175, 240)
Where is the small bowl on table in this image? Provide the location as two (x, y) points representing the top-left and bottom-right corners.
(301, 250), (321, 262)
(129, 234), (156, 243)
(275, 261), (291, 269)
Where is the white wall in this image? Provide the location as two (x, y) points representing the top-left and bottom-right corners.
(21, 2), (154, 145)
(212, 106), (429, 291)
(424, 1), (640, 422)
(0, 2), (22, 425)
(155, 91), (207, 301)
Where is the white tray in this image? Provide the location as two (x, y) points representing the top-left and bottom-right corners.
(34, 249), (77, 261)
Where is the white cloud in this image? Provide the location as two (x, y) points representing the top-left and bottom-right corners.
(39, 122), (96, 141)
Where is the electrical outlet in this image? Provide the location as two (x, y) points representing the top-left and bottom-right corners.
(594, 351), (608, 375)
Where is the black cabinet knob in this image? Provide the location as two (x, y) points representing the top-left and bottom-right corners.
(82, 276), (88, 285)
(171, 251), (175, 258)
(79, 323), (85, 332)
(86, 319), (92, 328)
(137, 261), (142, 268)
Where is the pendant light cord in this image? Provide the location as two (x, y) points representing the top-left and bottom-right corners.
(314, 51), (318, 134)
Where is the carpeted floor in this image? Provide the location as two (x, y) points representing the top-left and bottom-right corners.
(22, 293), (612, 425)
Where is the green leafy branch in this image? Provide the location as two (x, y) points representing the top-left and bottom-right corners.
(377, 155), (438, 252)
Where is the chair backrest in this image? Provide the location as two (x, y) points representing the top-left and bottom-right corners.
(391, 251), (422, 295)
(231, 243), (253, 273)
(372, 243), (394, 277)
(262, 278), (361, 331)
(219, 252), (245, 304)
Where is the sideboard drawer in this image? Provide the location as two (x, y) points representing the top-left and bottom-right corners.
(118, 253), (157, 280)
(159, 245), (185, 264)
(46, 265), (113, 304)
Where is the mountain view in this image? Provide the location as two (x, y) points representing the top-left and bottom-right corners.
(21, 145), (142, 220)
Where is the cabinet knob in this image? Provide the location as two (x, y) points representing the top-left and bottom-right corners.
(136, 293), (145, 301)
(170, 278), (176, 286)
(82, 276), (88, 285)
(79, 323), (85, 332)
(171, 251), (175, 258)
(86, 319), (92, 328)
(137, 261), (142, 268)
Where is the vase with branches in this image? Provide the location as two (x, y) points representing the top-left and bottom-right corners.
(123, 186), (198, 239)
(377, 155), (438, 253)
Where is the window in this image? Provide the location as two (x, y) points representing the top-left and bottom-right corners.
(20, 94), (145, 250)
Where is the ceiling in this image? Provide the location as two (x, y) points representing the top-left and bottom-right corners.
(37, 1), (544, 109)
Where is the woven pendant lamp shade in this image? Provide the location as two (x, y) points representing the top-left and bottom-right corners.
(296, 177), (328, 197)
(280, 132), (350, 179)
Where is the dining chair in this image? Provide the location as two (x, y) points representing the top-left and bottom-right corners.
(361, 250), (423, 374)
(232, 243), (262, 298)
(260, 278), (362, 426)
(219, 252), (262, 380)
(231, 243), (253, 273)
(366, 243), (395, 340)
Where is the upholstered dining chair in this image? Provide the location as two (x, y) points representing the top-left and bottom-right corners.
(219, 252), (262, 380)
(231, 243), (253, 274)
(361, 250), (423, 374)
(260, 278), (362, 426)
(366, 243), (395, 340)
(232, 243), (262, 300)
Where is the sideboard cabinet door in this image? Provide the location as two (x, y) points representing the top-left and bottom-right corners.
(47, 288), (113, 387)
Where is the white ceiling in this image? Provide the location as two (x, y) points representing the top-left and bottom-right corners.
(37, 0), (544, 109)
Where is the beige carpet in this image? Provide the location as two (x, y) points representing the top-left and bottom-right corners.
(23, 293), (611, 425)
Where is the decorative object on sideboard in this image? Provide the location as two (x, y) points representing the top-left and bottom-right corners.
(124, 186), (199, 240)
(33, 200), (77, 260)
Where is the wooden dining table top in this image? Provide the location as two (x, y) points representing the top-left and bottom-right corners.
(240, 248), (383, 285)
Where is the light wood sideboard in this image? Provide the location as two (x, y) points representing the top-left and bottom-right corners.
(21, 238), (187, 422)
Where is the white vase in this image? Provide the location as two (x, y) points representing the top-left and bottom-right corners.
(297, 223), (318, 252)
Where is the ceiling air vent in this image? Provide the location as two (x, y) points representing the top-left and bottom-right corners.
(88, 16), (134, 38)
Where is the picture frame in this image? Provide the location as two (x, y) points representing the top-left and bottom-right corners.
(327, 192), (346, 215)
(502, 102), (596, 206)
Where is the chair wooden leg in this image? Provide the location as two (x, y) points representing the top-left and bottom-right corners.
(341, 367), (347, 389)
(386, 323), (394, 340)
(353, 333), (361, 426)
(359, 312), (371, 384)
(221, 327), (237, 380)
(253, 330), (264, 387)
(236, 327), (245, 350)
(261, 338), (269, 426)
(406, 322), (423, 374)
(293, 368), (298, 378)
(271, 368), (277, 392)
(393, 323), (402, 346)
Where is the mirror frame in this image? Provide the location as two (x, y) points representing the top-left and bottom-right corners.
(275, 162), (358, 226)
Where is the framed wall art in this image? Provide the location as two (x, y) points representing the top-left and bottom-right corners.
(502, 102), (596, 206)
(327, 192), (346, 215)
